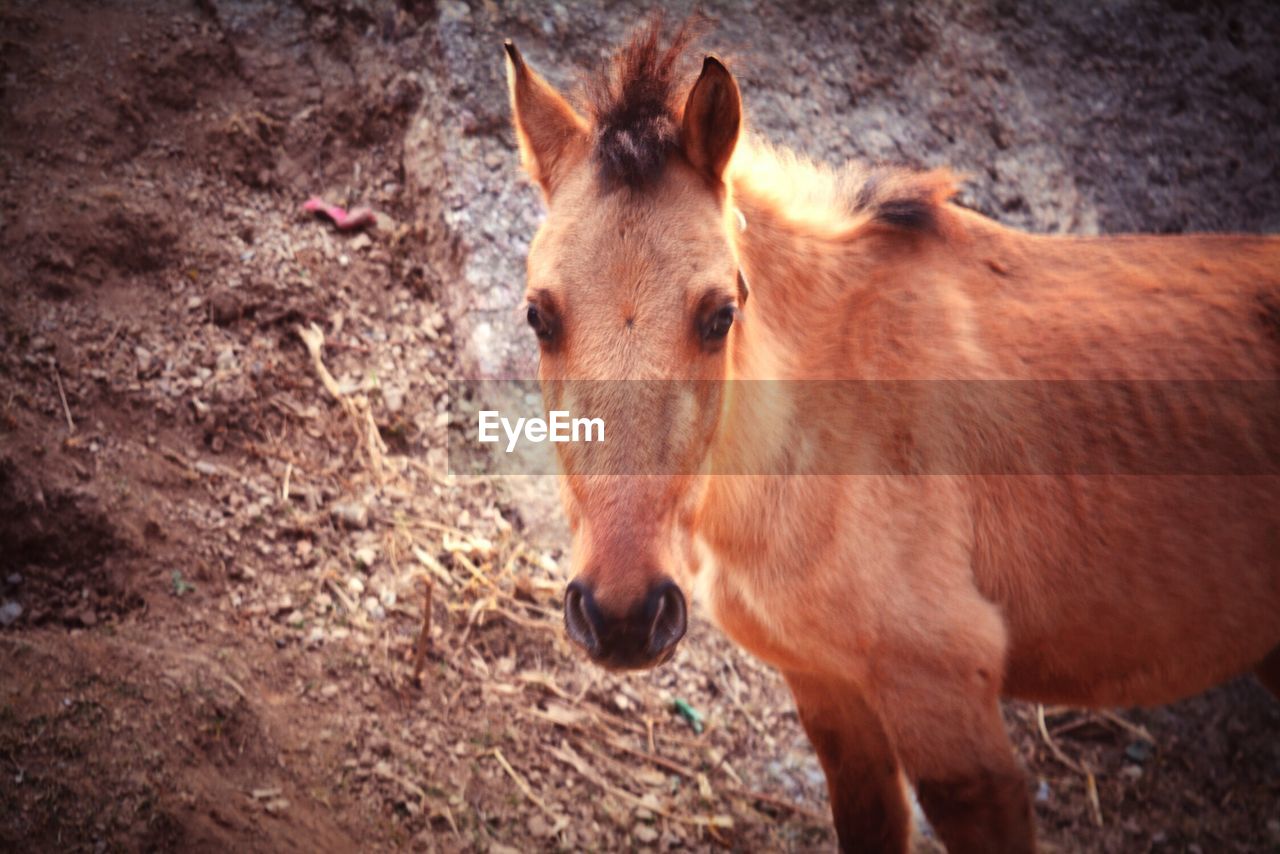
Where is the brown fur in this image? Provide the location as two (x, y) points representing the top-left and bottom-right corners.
(505, 24), (1280, 854)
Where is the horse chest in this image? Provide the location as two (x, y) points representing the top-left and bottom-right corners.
(696, 546), (823, 673)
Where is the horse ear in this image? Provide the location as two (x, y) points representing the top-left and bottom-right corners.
(505, 40), (588, 200)
(681, 56), (741, 183)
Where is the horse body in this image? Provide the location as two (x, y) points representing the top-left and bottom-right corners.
(703, 161), (1280, 707)
(502, 21), (1280, 852)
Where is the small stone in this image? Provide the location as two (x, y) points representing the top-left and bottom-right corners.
(6, 573), (22, 586)
(330, 502), (368, 529)
(338, 254), (350, 267)
(306, 627), (325, 647)
(346, 576), (365, 596)
(353, 546), (377, 569)
(134, 346), (155, 376)
(210, 290), (242, 326)
(263, 798), (290, 815)
(1123, 740), (1153, 764)
(230, 564), (257, 582)
(0, 601), (23, 626)
(363, 597), (385, 620)
(320, 684), (340, 699)
(382, 386), (404, 414)
(350, 233), (372, 252)
(633, 824), (659, 844)
(613, 692), (632, 713)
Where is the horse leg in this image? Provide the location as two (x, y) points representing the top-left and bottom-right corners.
(1257, 646), (1280, 699)
(784, 671), (910, 854)
(873, 625), (1034, 853)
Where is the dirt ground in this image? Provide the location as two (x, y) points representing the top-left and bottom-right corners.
(1, 1), (1277, 852)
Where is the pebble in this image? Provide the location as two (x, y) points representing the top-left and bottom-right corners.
(346, 576), (365, 596)
(134, 346), (155, 375)
(350, 233), (372, 252)
(382, 385), (404, 414)
(633, 825), (659, 844)
(263, 798), (290, 815)
(330, 502), (369, 529)
(363, 597), (385, 620)
(0, 601), (23, 626)
(210, 290), (241, 326)
(6, 573), (22, 586)
(353, 546), (377, 568)
(320, 683), (340, 699)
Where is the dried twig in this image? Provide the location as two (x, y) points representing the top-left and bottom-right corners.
(1085, 770), (1103, 828)
(51, 361), (74, 433)
(295, 322), (385, 482)
(549, 741), (733, 829)
(1036, 704), (1102, 827)
(411, 578), (434, 683)
(1035, 704), (1086, 775)
(295, 323), (346, 404)
(324, 576), (358, 616)
(526, 706), (827, 825)
(1095, 709), (1154, 745)
(411, 545), (455, 589)
(492, 748), (569, 833)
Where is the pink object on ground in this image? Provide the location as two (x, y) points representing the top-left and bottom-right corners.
(302, 196), (376, 231)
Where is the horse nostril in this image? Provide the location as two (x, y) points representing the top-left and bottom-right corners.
(646, 581), (687, 659)
(564, 580), (601, 656)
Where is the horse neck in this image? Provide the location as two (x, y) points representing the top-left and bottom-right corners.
(688, 181), (852, 549)
(727, 180), (865, 381)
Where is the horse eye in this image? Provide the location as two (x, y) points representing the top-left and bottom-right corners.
(702, 305), (736, 343)
(526, 304), (552, 341)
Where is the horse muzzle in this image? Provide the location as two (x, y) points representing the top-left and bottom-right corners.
(563, 578), (687, 670)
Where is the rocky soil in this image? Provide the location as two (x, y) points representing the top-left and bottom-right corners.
(0, 1), (1277, 852)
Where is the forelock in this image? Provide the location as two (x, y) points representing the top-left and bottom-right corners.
(584, 14), (702, 189)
